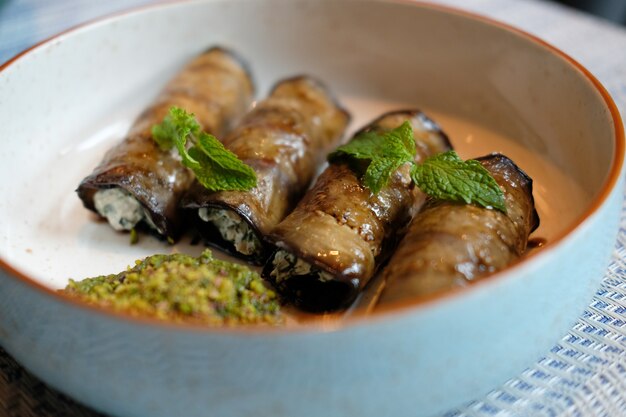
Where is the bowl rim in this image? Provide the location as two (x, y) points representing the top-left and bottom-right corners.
(0, 0), (623, 335)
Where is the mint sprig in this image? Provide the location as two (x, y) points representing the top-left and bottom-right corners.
(329, 122), (415, 194)
(151, 107), (257, 192)
(328, 122), (506, 212)
(411, 151), (506, 212)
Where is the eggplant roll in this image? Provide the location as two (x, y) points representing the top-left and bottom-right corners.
(76, 47), (254, 241)
(379, 153), (540, 304)
(181, 76), (350, 264)
(263, 110), (452, 311)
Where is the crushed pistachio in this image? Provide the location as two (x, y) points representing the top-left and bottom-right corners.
(63, 250), (281, 325)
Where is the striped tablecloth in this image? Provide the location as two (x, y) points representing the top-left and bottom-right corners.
(1, 1), (625, 416)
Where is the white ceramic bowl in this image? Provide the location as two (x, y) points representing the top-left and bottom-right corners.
(0, 1), (623, 416)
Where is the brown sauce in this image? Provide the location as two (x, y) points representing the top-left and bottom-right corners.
(527, 237), (547, 249)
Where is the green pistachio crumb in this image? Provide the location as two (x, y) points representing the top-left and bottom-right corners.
(63, 250), (282, 325)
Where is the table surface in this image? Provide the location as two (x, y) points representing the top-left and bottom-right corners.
(1, 0), (626, 416)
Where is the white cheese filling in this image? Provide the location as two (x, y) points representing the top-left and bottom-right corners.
(198, 207), (262, 256)
(93, 188), (157, 232)
(269, 250), (335, 283)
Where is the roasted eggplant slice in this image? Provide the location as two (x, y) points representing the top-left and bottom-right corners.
(263, 110), (452, 311)
(181, 76), (350, 264)
(379, 153), (540, 304)
(76, 47), (255, 241)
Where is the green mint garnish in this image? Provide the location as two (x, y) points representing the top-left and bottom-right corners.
(328, 122), (506, 212)
(329, 121), (415, 194)
(410, 151), (506, 212)
(152, 106), (200, 151)
(151, 107), (257, 192)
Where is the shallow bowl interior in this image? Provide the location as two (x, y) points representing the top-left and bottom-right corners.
(0, 0), (619, 292)
(0, 0), (619, 293)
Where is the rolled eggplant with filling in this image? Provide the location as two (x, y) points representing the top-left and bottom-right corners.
(77, 47), (254, 241)
(263, 110), (452, 311)
(379, 153), (540, 304)
(181, 76), (350, 264)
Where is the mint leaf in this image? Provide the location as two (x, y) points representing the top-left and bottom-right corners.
(328, 121), (416, 193)
(188, 133), (257, 191)
(328, 131), (390, 162)
(328, 121), (415, 164)
(410, 150), (506, 212)
(151, 107), (200, 151)
(388, 120), (416, 159)
(326, 120), (506, 212)
(152, 107), (257, 192)
(363, 158), (407, 194)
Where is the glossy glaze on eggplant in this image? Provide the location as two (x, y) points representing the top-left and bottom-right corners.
(77, 47), (255, 241)
(181, 76), (350, 264)
(379, 153), (540, 304)
(263, 110), (452, 311)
